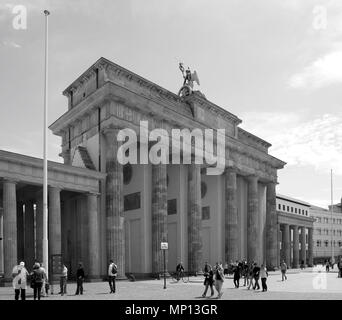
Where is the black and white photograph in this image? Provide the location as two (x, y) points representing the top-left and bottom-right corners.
(0, 0), (342, 316)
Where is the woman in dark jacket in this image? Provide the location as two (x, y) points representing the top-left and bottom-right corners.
(75, 262), (85, 295)
(31, 262), (45, 300)
(202, 262), (214, 297)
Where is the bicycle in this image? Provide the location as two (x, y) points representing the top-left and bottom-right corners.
(170, 270), (189, 283)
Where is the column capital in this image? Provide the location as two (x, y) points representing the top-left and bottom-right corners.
(101, 125), (122, 137)
(48, 185), (62, 193)
(225, 166), (238, 174)
(247, 174), (259, 182)
(2, 177), (18, 184)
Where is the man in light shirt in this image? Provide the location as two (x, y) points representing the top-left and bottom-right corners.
(108, 259), (118, 293)
(59, 264), (68, 296)
(12, 261), (29, 300)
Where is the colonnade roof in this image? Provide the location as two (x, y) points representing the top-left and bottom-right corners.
(0, 149), (105, 194)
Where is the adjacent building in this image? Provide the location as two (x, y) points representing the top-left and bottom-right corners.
(310, 203), (342, 264)
(0, 57), (286, 283)
(276, 194), (315, 267)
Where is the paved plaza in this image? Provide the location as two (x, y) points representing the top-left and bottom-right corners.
(0, 267), (341, 300)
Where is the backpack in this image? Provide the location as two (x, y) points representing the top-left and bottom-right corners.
(111, 264), (117, 275)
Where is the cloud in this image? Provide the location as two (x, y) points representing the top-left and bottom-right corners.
(2, 40), (21, 48)
(289, 50), (342, 88)
(240, 112), (342, 175)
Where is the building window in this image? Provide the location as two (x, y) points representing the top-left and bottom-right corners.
(317, 229), (321, 235)
(324, 240), (329, 247)
(333, 218), (336, 224)
(316, 240), (321, 247)
(283, 205), (285, 211)
(295, 208), (297, 213)
(278, 204), (281, 210)
(167, 199), (177, 215)
(202, 206), (210, 220)
(291, 207), (293, 213)
(124, 192), (141, 211)
(287, 206), (289, 212)
(201, 182), (207, 199)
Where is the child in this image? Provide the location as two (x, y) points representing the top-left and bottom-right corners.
(260, 264), (268, 292)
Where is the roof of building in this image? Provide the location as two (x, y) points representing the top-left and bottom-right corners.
(276, 194), (311, 207)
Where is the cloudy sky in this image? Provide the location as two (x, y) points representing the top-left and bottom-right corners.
(1, 0), (342, 208)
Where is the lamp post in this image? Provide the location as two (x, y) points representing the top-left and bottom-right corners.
(42, 9), (50, 279)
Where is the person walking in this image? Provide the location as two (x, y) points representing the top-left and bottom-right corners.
(12, 262), (29, 300)
(39, 262), (48, 297)
(75, 262), (85, 295)
(202, 262), (214, 297)
(243, 261), (249, 286)
(260, 264), (268, 292)
(213, 262), (224, 299)
(247, 261), (254, 290)
(337, 258), (342, 278)
(31, 262), (46, 300)
(59, 264), (68, 295)
(252, 262), (260, 290)
(108, 259), (118, 293)
(325, 260), (330, 272)
(176, 262), (185, 281)
(233, 262), (241, 288)
(280, 260), (287, 281)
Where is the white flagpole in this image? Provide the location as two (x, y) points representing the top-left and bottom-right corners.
(331, 169), (334, 264)
(43, 9), (50, 279)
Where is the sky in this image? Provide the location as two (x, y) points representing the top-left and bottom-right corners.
(0, 0), (342, 208)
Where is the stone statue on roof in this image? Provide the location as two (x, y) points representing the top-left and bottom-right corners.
(178, 62), (200, 97)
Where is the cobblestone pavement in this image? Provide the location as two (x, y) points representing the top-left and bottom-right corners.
(1, 267), (341, 300)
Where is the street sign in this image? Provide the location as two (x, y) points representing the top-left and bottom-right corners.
(161, 242), (168, 250)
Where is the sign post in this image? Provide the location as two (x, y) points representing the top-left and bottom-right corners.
(161, 242), (168, 289)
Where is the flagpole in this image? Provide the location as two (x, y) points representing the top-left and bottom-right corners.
(331, 169), (334, 264)
(43, 9), (50, 279)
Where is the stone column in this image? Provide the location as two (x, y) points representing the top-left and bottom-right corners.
(266, 182), (277, 269)
(292, 225), (299, 268)
(247, 175), (259, 263)
(24, 201), (35, 268)
(300, 227), (306, 266)
(308, 227), (313, 267)
(152, 163), (168, 275)
(225, 168), (238, 263)
(3, 179), (17, 281)
(16, 202), (24, 263)
(49, 187), (62, 258)
(0, 205), (3, 274)
(87, 193), (100, 279)
(35, 192), (43, 262)
(105, 128), (125, 278)
(188, 164), (202, 274)
(282, 224), (290, 266)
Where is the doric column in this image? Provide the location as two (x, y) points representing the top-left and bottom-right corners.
(282, 224), (290, 266)
(188, 164), (202, 274)
(266, 182), (277, 269)
(3, 179), (17, 281)
(0, 205), (3, 274)
(225, 168), (238, 263)
(292, 225), (299, 268)
(247, 175), (259, 263)
(24, 201), (35, 268)
(308, 227), (313, 267)
(105, 128), (125, 277)
(35, 192), (43, 262)
(16, 202), (24, 263)
(300, 227), (306, 266)
(49, 187), (62, 258)
(152, 163), (168, 274)
(87, 193), (100, 279)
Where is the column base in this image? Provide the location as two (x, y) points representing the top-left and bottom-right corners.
(0, 278), (13, 287)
